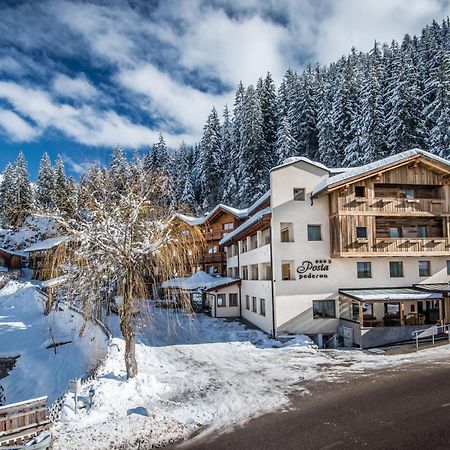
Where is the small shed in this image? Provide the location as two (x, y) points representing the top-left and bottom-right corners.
(24, 236), (68, 280)
(161, 271), (241, 318)
(0, 248), (25, 271)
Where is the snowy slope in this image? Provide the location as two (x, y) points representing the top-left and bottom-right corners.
(52, 303), (450, 450)
(0, 281), (108, 404)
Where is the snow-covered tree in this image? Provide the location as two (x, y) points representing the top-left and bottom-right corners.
(52, 171), (203, 378)
(36, 153), (56, 210)
(14, 152), (33, 225)
(0, 163), (17, 226)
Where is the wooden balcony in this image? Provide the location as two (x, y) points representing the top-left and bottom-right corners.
(340, 197), (449, 216)
(196, 253), (226, 264)
(203, 231), (225, 241)
(373, 237), (450, 254)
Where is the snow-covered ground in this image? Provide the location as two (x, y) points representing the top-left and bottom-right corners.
(0, 281), (108, 404)
(52, 302), (450, 450)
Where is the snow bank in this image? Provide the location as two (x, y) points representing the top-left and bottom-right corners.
(0, 281), (108, 404)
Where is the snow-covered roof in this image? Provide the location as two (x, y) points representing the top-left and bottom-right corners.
(312, 149), (450, 197)
(0, 247), (26, 257)
(24, 236), (68, 253)
(246, 190), (271, 215)
(220, 206), (272, 246)
(270, 156), (330, 173)
(415, 283), (450, 294)
(177, 203), (248, 227)
(161, 271), (239, 291)
(340, 287), (443, 301)
(41, 275), (69, 289)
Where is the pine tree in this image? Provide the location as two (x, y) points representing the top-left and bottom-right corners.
(276, 116), (296, 163)
(0, 163), (17, 227)
(220, 105), (237, 205)
(54, 155), (74, 215)
(36, 152), (56, 210)
(199, 107), (222, 209)
(238, 85), (266, 206)
(14, 152), (33, 225)
(257, 72), (278, 167)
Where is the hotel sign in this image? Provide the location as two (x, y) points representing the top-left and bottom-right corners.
(297, 259), (331, 279)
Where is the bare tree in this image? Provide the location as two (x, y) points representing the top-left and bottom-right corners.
(50, 170), (202, 378)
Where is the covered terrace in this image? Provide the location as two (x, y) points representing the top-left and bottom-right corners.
(339, 287), (446, 348)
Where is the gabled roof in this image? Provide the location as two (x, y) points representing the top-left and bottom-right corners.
(24, 236), (68, 253)
(176, 192), (270, 228)
(220, 206), (272, 246)
(176, 204), (248, 227)
(0, 247), (26, 257)
(312, 149), (450, 197)
(270, 156), (330, 173)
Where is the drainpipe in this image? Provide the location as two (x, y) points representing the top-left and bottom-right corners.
(269, 226), (276, 338)
(237, 244), (242, 318)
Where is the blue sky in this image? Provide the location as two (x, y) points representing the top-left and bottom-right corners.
(1, 0), (450, 178)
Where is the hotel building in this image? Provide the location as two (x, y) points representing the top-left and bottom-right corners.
(209, 149), (450, 348)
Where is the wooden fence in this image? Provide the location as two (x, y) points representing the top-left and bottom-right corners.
(0, 397), (51, 446)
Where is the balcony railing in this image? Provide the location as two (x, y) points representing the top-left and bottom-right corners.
(373, 237), (450, 253)
(203, 231), (225, 241)
(341, 197), (448, 214)
(196, 253), (226, 263)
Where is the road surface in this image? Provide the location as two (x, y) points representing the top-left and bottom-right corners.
(173, 358), (450, 449)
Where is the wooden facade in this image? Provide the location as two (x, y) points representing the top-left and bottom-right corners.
(327, 158), (450, 257)
(197, 209), (246, 275)
(0, 249), (23, 271)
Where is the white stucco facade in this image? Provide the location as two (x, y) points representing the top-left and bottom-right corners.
(221, 152), (450, 347)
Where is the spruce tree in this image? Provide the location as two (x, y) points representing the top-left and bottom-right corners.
(36, 152), (56, 210)
(0, 163), (17, 227)
(14, 152), (33, 225)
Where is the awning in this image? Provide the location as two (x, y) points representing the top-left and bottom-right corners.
(161, 271), (239, 291)
(339, 287), (443, 302)
(414, 283), (450, 296)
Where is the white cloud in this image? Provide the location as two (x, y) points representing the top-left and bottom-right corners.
(308, 0), (450, 63)
(52, 74), (98, 100)
(118, 64), (231, 136)
(0, 81), (191, 148)
(0, 108), (39, 141)
(168, 10), (291, 86)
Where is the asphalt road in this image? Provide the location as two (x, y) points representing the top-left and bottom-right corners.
(173, 358), (450, 450)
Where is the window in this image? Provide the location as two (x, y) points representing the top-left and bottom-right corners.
(241, 240), (247, 253)
(217, 294), (226, 307)
(405, 189), (415, 200)
(308, 225), (322, 241)
(281, 261), (293, 280)
(229, 293), (238, 307)
(417, 225), (428, 238)
(355, 186), (366, 198)
(245, 295), (250, 310)
(251, 265), (259, 280)
(242, 266), (248, 280)
(0, 257), (4, 267)
(419, 260), (431, 277)
(223, 222), (234, 230)
(280, 223), (293, 242)
(208, 245), (218, 254)
(207, 266), (216, 274)
(389, 261), (404, 278)
(293, 188), (306, 201)
(260, 298), (266, 316)
(447, 260), (450, 275)
(357, 262), (372, 278)
(313, 300), (336, 319)
(252, 296), (257, 313)
(389, 227), (401, 238)
(356, 227), (367, 239)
